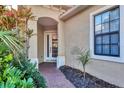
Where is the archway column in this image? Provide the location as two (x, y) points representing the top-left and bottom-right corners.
(28, 20), (39, 68)
(57, 20), (65, 68)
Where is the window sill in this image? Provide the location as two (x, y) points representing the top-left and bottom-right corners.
(91, 54), (124, 63)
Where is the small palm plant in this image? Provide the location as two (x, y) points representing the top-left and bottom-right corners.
(71, 47), (90, 85)
(77, 49), (90, 82)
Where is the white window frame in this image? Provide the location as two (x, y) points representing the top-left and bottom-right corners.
(90, 5), (124, 63)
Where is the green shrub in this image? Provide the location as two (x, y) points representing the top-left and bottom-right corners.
(0, 42), (46, 88)
(0, 42), (9, 54)
(0, 52), (13, 73)
(22, 62), (47, 88)
(31, 70), (47, 88)
(13, 54), (47, 88)
(0, 66), (34, 88)
(0, 31), (24, 66)
(0, 51), (34, 88)
(20, 62), (47, 88)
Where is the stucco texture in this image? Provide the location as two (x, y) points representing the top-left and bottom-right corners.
(37, 23), (44, 63)
(64, 5), (124, 87)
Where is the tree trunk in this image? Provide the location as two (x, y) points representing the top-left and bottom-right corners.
(25, 19), (29, 58)
(26, 36), (30, 58)
(83, 66), (86, 87)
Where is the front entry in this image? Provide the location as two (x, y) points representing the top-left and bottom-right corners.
(44, 31), (58, 62)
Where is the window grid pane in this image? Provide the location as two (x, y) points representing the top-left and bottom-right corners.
(96, 36), (102, 44)
(102, 12), (109, 23)
(95, 24), (102, 34)
(103, 45), (110, 55)
(110, 19), (119, 32)
(95, 15), (102, 25)
(110, 8), (119, 21)
(110, 45), (119, 56)
(102, 22), (109, 33)
(110, 33), (119, 44)
(94, 7), (120, 57)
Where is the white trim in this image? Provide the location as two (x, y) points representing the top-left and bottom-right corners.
(90, 5), (124, 63)
(44, 32), (45, 62)
(57, 56), (65, 68)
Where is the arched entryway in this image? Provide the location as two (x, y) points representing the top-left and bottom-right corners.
(37, 17), (58, 64)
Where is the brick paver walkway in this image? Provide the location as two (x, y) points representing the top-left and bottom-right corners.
(39, 62), (75, 88)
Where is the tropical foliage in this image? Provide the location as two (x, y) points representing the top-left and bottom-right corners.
(0, 5), (35, 58)
(0, 31), (23, 54)
(12, 6), (35, 58)
(13, 54), (47, 88)
(0, 31), (24, 66)
(0, 5), (46, 88)
(0, 51), (34, 88)
(0, 67), (34, 88)
(0, 6), (16, 30)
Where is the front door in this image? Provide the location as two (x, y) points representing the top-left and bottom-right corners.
(44, 32), (58, 62)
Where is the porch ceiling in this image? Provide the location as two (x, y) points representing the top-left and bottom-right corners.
(38, 17), (58, 30)
(38, 17), (57, 26)
(42, 5), (75, 12)
(59, 5), (91, 21)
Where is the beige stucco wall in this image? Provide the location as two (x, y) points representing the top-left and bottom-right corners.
(64, 5), (124, 87)
(28, 20), (38, 59)
(37, 24), (44, 63)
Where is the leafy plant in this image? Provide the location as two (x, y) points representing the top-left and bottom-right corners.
(0, 6), (16, 31)
(0, 42), (9, 56)
(0, 5), (7, 15)
(19, 62), (47, 88)
(0, 5), (35, 58)
(0, 51), (34, 88)
(13, 54), (47, 88)
(71, 47), (90, 86)
(0, 52), (13, 73)
(0, 80), (16, 88)
(77, 49), (90, 82)
(11, 6), (35, 58)
(20, 78), (34, 88)
(30, 71), (47, 88)
(0, 6), (46, 88)
(0, 31), (24, 66)
(20, 63), (46, 88)
(0, 66), (34, 88)
(0, 31), (23, 54)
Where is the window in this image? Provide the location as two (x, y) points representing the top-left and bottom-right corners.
(94, 7), (120, 57)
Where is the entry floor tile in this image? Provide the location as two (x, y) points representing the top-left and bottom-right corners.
(39, 62), (75, 88)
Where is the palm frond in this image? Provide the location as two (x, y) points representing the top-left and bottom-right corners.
(77, 49), (90, 66)
(0, 31), (24, 66)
